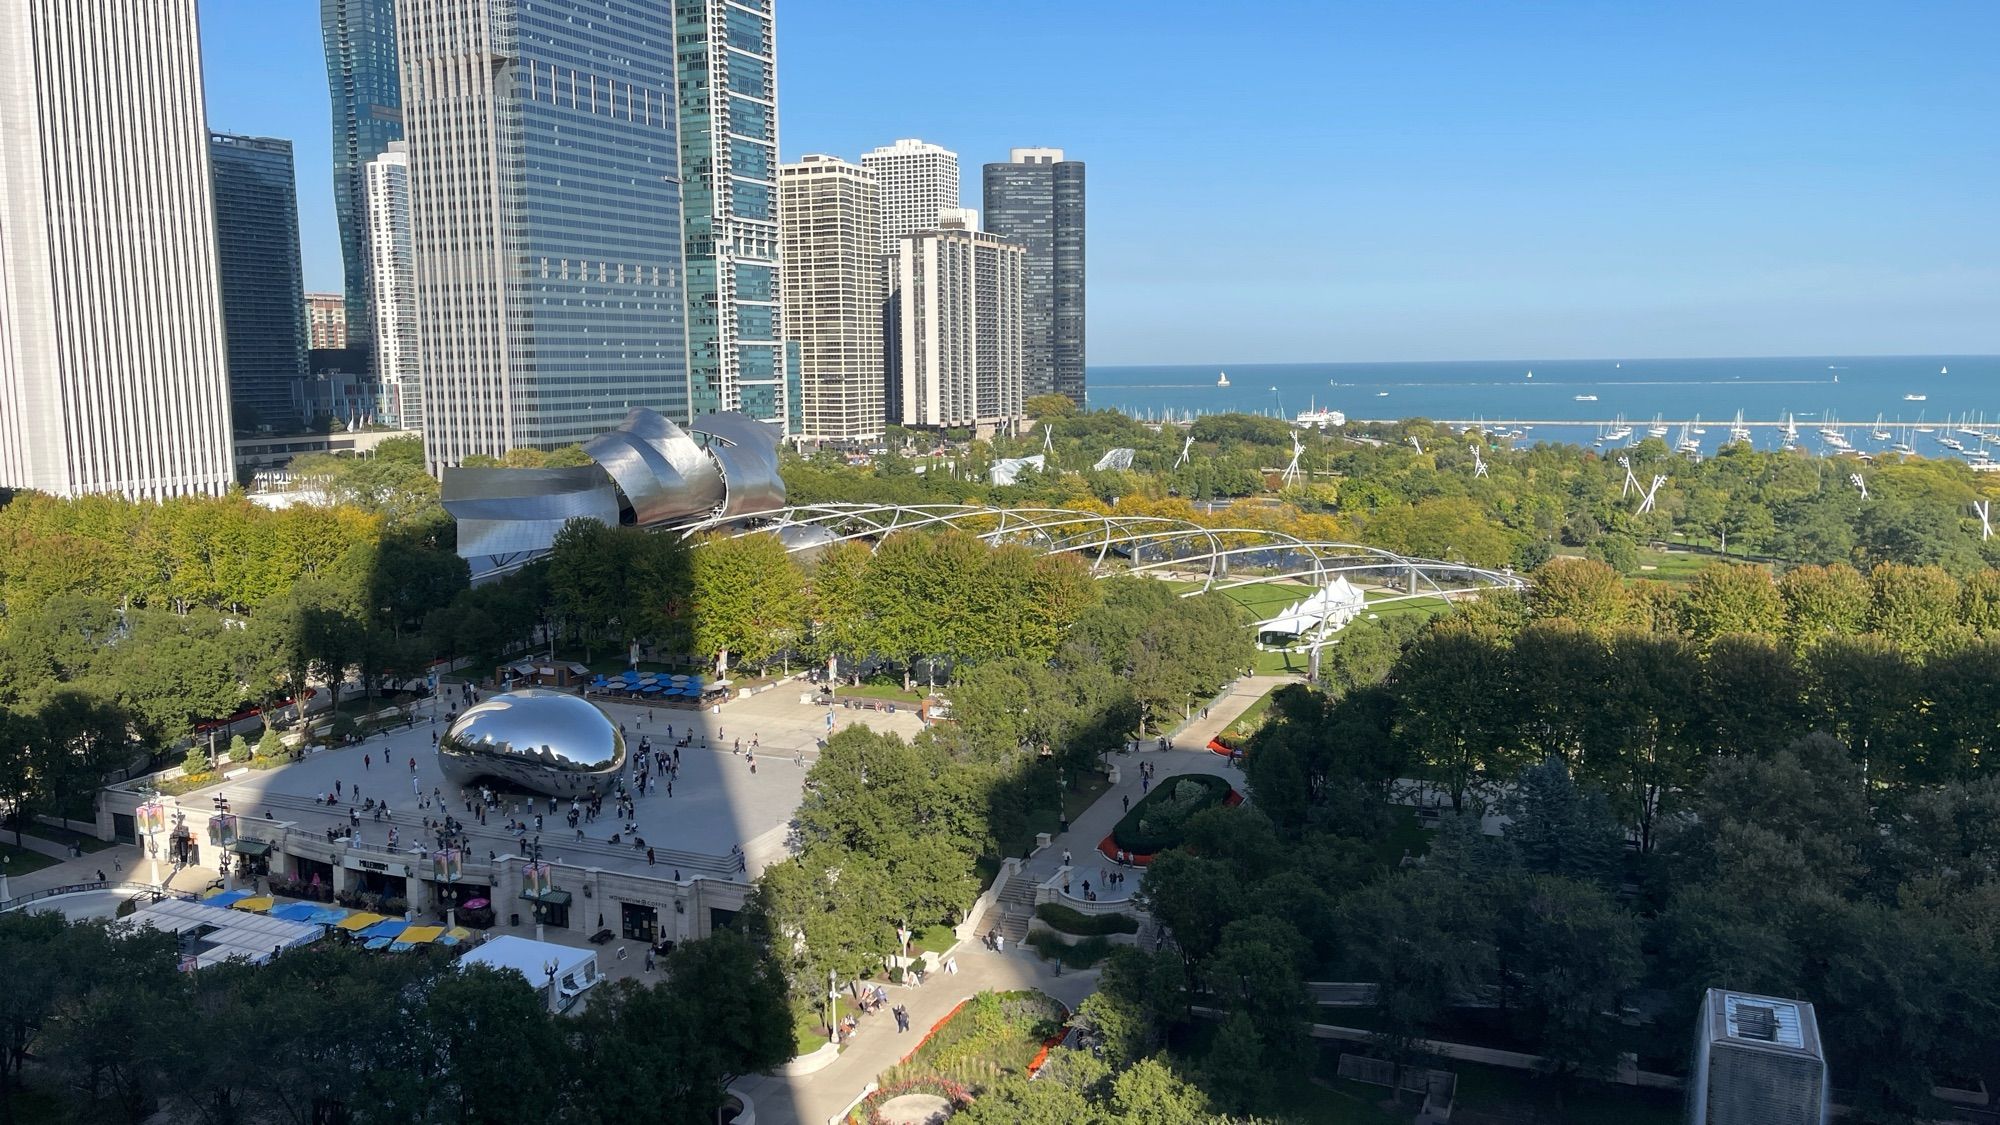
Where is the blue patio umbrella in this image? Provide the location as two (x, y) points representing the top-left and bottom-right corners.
(363, 936), (393, 950)
(359, 919), (408, 941)
(204, 889), (252, 907)
(621, 671), (641, 681)
(268, 902), (320, 922)
(306, 907), (350, 925)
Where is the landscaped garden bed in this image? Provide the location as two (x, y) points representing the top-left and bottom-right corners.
(1034, 902), (1138, 936)
(849, 990), (1068, 1122)
(1102, 772), (1240, 862)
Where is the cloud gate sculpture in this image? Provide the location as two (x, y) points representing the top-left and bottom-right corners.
(437, 689), (627, 796)
(440, 408), (784, 575)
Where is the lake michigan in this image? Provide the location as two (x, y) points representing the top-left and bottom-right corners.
(1084, 355), (2000, 458)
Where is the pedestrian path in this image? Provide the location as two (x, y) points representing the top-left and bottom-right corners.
(739, 673), (1299, 1125)
(731, 941), (1098, 1125)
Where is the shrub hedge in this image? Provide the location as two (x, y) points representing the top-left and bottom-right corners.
(1034, 902), (1139, 936)
(1109, 772), (1235, 855)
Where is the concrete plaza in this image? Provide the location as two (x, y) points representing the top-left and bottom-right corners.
(159, 683), (926, 882)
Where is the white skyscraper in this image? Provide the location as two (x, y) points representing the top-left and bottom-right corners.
(861, 139), (962, 258)
(0, 0), (235, 499)
(893, 215), (1025, 433)
(365, 141), (421, 431)
(780, 156), (885, 441)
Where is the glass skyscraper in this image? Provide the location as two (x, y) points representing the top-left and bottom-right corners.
(209, 133), (310, 431)
(982, 148), (1086, 404)
(397, 0), (690, 468)
(321, 0), (403, 356)
(675, 0), (786, 430)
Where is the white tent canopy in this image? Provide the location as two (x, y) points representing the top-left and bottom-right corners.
(457, 935), (600, 1010)
(1258, 576), (1367, 638)
(988, 455), (1046, 486)
(1092, 448), (1136, 472)
(125, 898), (324, 966)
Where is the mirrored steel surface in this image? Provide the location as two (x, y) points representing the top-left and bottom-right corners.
(437, 689), (626, 796)
(694, 413), (785, 518)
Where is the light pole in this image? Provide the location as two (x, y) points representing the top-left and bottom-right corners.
(1, 854), (10, 904)
(443, 886), (457, 930)
(826, 967), (839, 1044)
(543, 958), (560, 1015)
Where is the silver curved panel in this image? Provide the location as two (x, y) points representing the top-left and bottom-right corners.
(694, 413), (785, 518)
(437, 689), (627, 796)
(440, 467), (623, 560)
(581, 409), (725, 525)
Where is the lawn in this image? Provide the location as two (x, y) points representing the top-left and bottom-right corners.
(0, 841), (61, 876)
(1003, 771), (1112, 858)
(1632, 547), (1719, 584)
(910, 922), (959, 955)
(14, 822), (114, 854)
(837, 678), (927, 703)
(1448, 1059), (1683, 1124)
(1222, 686), (1281, 739)
(792, 995), (859, 1055)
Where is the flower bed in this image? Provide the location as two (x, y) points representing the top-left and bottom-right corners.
(1105, 773), (1240, 860)
(850, 990), (1068, 1122)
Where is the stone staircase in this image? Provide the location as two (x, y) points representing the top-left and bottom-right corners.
(992, 872), (1039, 945)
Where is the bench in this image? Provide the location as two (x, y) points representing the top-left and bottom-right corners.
(587, 928), (615, 945)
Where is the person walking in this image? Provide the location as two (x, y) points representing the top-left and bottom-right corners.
(1062, 849), (1071, 866)
(363, 753), (371, 771)
(1122, 794), (1130, 813)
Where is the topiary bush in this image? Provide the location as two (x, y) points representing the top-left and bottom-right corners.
(227, 735), (252, 764)
(1035, 903), (1139, 936)
(1110, 773), (1235, 856)
(257, 729), (286, 758)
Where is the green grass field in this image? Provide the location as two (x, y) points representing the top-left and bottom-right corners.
(0, 842), (60, 876)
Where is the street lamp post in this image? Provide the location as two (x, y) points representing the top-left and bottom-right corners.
(543, 958), (560, 1015)
(826, 967), (839, 1044)
(1, 854), (11, 904)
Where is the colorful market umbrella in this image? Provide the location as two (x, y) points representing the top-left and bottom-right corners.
(399, 925), (444, 944)
(230, 895), (276, 913)
(363, 936), (393, 950)
(337, 912), (389, 932)
(359, 919), (409, 940)
(461, 897), (490, 910)
(203, 889), (252, 906)
(268, 902), (321, 922)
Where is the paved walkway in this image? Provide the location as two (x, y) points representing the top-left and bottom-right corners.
(1021, 673), (1297, 892)
(737, 673), (1299, 1125)
(732, 941), (1099, 1125)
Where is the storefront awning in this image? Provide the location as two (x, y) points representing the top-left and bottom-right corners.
(517, 889), (573, 907)
(228, 839), (273, 857)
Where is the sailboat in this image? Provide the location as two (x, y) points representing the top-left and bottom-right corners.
(1675, 420), (1701, 456)
(1728, 411), (1751, 444)
(1942, 365), (1949, 375)
(1780, 414), (1799, 452)
(1691, 414), (1707, 436)
(1870, 414), (1891, 441)
(1216, 371), (1230, 387)
(1646, 414), (1669, 439)
(1605, 415), (1634, 442)
(1891, 422), (1917, 457)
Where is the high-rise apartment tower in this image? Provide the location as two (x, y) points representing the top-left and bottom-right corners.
(306, 293), (349, 349)
(365, 142), (420, 432)
(395, 0), (690, 470)
(893, 215), (1025, 432)
(862, 139), (961, 258)
(321, 0), (403, 355)
(210, 133), (310, 431)
(779, 156), (885, 441)
(0, 0), (235, 498)
(983, 148), (1086, 404)
(674, 0), (788, 431)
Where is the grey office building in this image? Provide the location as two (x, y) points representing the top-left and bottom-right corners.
(396, 0), (690, 469)
(982, 148), (1085, 404)
(209, 133), (310, 431)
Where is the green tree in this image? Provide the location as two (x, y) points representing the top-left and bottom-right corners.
(1675, 563), (1783, 642)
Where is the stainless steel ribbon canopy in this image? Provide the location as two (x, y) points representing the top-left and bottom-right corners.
(436, 689), (627, 796)
(439, 408), (783, 572)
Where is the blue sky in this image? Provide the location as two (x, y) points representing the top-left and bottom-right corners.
(198, 0), (1998, 364)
